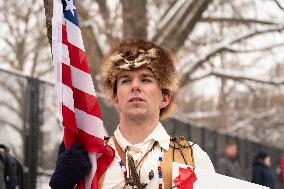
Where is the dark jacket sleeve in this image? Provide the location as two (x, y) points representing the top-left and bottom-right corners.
(252, 166), (263, 185)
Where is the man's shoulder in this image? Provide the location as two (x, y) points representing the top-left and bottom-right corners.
(181, 138), (215, 172)
(168, 136), (208, 155)
(253, 164), (265, 171)
(217, 156), (229, 166)
(169, 136), (192, 147)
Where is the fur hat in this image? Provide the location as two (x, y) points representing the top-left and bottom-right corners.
(100, 38), (179, 119)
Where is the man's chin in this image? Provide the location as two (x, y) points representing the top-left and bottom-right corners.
(126, 111), (148, 123)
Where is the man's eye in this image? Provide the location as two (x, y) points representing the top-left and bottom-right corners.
(121, 79), (130, 84)
(142, 78), (152, 83)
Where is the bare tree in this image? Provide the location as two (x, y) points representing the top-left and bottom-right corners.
(174, 0), (284, 148)
(43, 0), (213, 83)
(0, 0), (52, 159)
(40, 0), (284, 148)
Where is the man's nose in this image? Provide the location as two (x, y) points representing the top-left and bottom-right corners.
(131, 78), (141, 92)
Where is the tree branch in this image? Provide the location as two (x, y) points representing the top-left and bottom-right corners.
(0, 101), (21, 119)
(227, 117), (253, 133)
(189, 68), (284, 86)
(186, 72), (212, 83)
(181, 26), (284, 84)
(0, 54), (17, 68)
(211, 69), (284, 85)
(36, 66), (53, 77)
(30, 33), (47, 77)
(96, 0), (110, 22)
(153, 0), (212, 50)
(201, 17), (279, 26)
(0, 80), (21, 103)
(271, 0), (284, 11)
(224, 42), (284, 53)
(231, 26), (284, 44)
(3, 38), (17, 56)
(0, 119), (22, 134)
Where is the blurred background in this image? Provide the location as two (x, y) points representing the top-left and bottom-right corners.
(0, 0), (284, 188)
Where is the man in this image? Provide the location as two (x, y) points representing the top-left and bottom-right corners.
(217, 141), (243, 179)
(0, 144), (23, 189)
(50, 38), (215, 189)
(0, 145), (6, 189)
(252, 151), (275, 189)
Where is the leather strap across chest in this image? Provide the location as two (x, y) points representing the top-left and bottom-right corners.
(113, 137), (126, 166)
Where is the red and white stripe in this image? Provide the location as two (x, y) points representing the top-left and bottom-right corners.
(52, 0), (114, 188)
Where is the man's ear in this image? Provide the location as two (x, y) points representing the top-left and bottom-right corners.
(160, 91), (172, 109)
(112, 95), (120, 112)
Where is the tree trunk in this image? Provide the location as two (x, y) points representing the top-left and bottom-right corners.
(218, 77), (227, 130)
(43, 0), (53, 46)
(121, 0), (147, 39)
(153, 0), (212, 51)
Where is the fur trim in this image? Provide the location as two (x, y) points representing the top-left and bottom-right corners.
(100, 38), (179, 119)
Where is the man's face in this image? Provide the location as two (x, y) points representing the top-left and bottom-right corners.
(263, 156), (271, 167)
(113, 67), (171, 123)
(225, 144), (238, 158)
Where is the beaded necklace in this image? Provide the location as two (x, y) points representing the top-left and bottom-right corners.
(157, 151), (164, 189)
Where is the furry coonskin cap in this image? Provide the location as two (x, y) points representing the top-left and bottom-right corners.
(100, 38), (179, 119)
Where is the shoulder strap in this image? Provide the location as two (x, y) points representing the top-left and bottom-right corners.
(161, 136), (194, 189)
(113, 137), (126, 166)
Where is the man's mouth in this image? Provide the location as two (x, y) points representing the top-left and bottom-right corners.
(129, 97), (145, 102)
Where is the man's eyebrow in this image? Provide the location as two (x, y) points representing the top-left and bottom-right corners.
(117, 74), (130, 80)
(141, 73), (156, 78)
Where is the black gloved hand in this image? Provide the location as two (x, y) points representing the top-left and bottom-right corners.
(49, 142), (92, 189)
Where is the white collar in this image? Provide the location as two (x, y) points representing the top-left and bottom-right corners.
(114, 122), (170, 152)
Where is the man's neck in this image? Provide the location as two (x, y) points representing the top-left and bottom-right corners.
(119, 117), (159, 144)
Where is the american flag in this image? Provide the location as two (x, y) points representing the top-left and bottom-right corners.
(51, 0), (114, 188)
